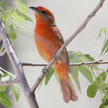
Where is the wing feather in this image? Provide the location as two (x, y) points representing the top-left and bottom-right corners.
(52, 26), (70, 72)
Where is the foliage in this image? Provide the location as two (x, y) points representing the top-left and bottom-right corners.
(0, 68), (19, 107)
(39, 26), (108, 107)
(98, 27), (108, 55)
(10, 85), (20, 101)
(0, 0), (108, 108)
(0, 0), (31, 107)
(44, 51), (96, 90)
(0, 0), (32, 54)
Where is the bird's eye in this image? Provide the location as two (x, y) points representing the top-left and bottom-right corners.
(41, 11), (46, 14)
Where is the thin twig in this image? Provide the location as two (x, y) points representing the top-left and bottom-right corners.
(70, 60), (108, 66)
(22, 60), (108, 67)
(0, 67), (16, 78)
(31, 0), (106, 93)
(0, 78), (19, 86)
(26, 60), (108, 93)
(0, 20), (39, 108)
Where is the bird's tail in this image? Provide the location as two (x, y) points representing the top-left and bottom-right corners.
(60, 79), (78, 102)
(53, 62), (78, 102)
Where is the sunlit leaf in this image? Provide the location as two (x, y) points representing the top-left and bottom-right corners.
(104, 47), (108, 54)
(68, 51), (82, 62)
(70, 67), (81, 92)
(1, 72), (10, 82)
(15, 1), (27, 14)
(0, 92), (12, 107)
(0, 0), (9, 10)
(13, 12), (25, 22)
(16, 10), (33, 22)
(8, 24), (17, 43)
(101, 39), (108, 55)
(68, 51), (94, 84)
(98, 27), (107, 40)
(83, 54), (94, 61)
(96, 72), (107, 83)
(0, 85), (7, 92)
(10, 85), (20, 101)
(78, 66), (93, 83)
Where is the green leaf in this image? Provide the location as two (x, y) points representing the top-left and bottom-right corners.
(8, 24), (17, 43)
(70, 67), (81, 92)
(99, 104), (104, 108)
(0, 92), (12, 107)
(94, 72), (107, 89)
(98, 27), (107, 39)
(15, 1), (28, 14)
(87, 84), (97, 98)
(68, 51), (94, 91)
(68, 51), (83, 62)
(13, 12), (25, 22)
(1, 72), (8, 77)
(0, 85), (7, 92)
(10, 85), (20, 101)
(96, 72), (107, 83)
(78, 66), (93, 83)
(45, 68), (54, 85)
(16, 10), (33, 22)
(101, 39), (108, 55)
(0, 67), (16, 78)
(1, 73), (10, 82)
(104, 47), (108, 54)
(105, 84), (108, 91)
(103, 99), (108, 106)
(0, 1), (9, 10)
(84, 54), (94, 61)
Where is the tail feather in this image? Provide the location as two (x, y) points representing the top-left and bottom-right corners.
(53, 62), (78, 102)
(60, 79), (78, 102)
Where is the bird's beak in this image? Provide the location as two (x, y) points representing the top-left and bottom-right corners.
(29, 7), (40, 14)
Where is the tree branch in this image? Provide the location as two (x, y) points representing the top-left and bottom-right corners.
(70, 60), (108, 66)
(0, 20), (39, 108)
(31, 0), (106, 93)
(30, 60), (108, 93)
(22, 60), (108, 67)
(0, 78), (19, 86)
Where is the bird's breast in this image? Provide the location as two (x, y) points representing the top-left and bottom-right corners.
(34, 25), (61, 62)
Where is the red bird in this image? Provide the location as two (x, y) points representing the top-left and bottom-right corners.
(30, 6), (78, 102)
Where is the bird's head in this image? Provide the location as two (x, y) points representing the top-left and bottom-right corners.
(30, 6), (55, 25)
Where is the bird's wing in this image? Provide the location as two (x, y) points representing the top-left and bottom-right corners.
(52, 26), (65, 44)
(52, 26), (70, 70)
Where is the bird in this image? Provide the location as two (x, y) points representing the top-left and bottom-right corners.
(30, 6), (78, 102)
